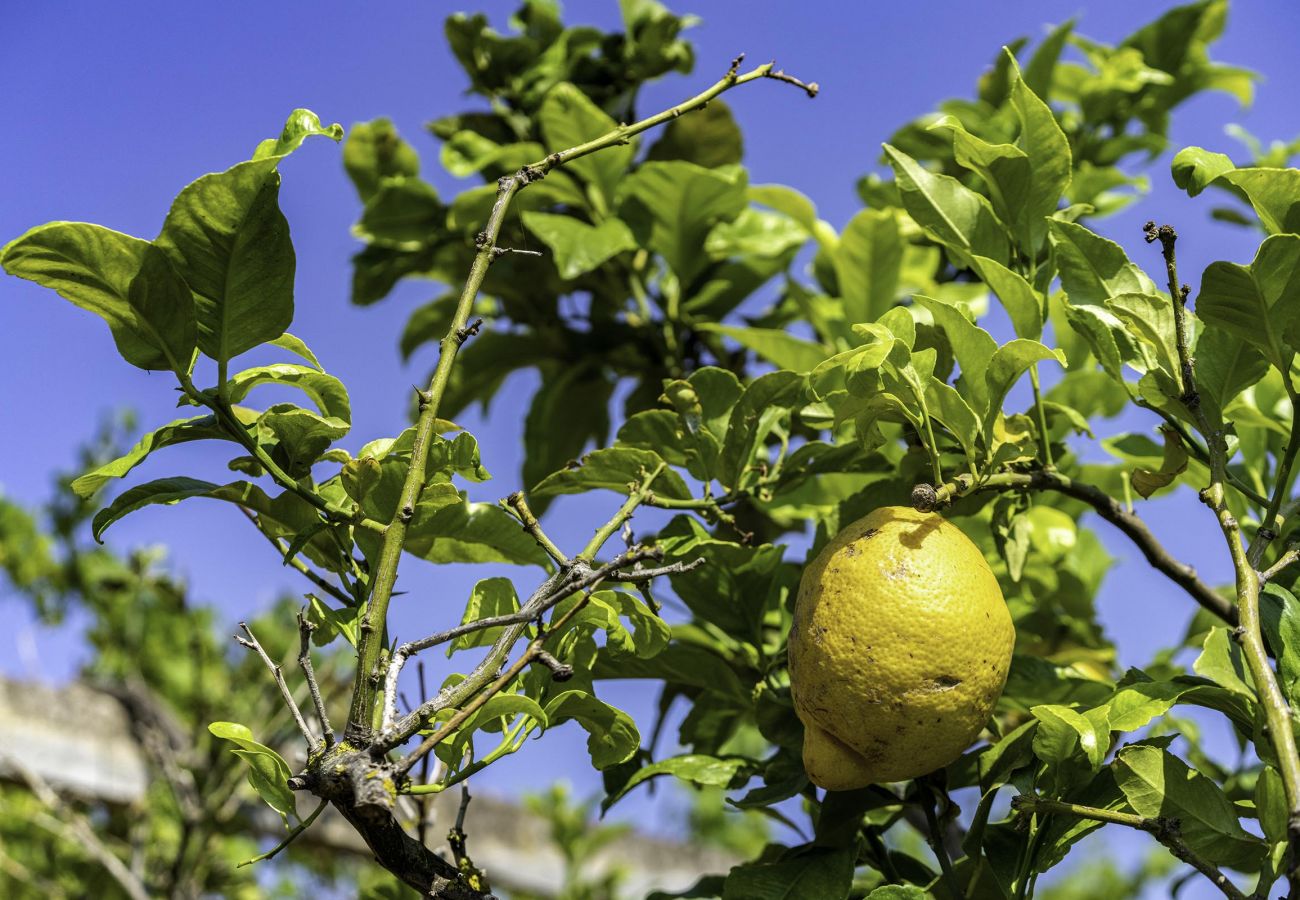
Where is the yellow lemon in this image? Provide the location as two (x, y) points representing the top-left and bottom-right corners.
(789, 506), (1014, 790)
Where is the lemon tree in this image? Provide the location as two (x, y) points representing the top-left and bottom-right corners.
(5, 2), (1300, 898)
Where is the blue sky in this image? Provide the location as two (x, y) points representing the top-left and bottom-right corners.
(3, 1), (1299, 894)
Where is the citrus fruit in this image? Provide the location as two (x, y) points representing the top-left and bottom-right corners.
(789, 505), (1014, 790)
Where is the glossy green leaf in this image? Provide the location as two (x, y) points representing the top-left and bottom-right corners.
(252, 108), (343, 161)
(602, 754), (746, 813)
(1197, 234), (1300, 371)
(912, 294), (996, 410)
(92, 476), (220, 541)
(1, 224), (196, 373)
(522, 366), (612, 500)
(831, 208), (902, 322)
(215, 364), (351, 423)
(723, 848), (854, 900)
(1195, 326), (1268, 423)
(306, 595), (360, 648)
(705, 208), (807, 260)
(1193, 627), (1254, 698)
(620, 161), (747, 284)
(1006, 52), (1072, 253)
(256, 404), (349, 477)
(1256, 766), (1288, 846)
(448, 578), (520, 655)
(353, 178), (443, 247)
(269, 332), (323, 370)
(1114, 745), (1265, 870)
(982, 339), (1065, 435)
(1216, 168), (1300, 235)
(544, 690), (639, 769)
(207, 722), (297, 825)
(883, 143), (1010, 266)
(970, 255), (1044, 340)
(1032, 704), (1106, 771)
(1171, 146), (1236, 197)
(530, 446), (690, 500)
(521, 211), (636, 279)
(719, 370), (805, 490)
(156, 159), (294, 363)
(1261, 583), (1300, 708)
(403, 499), (549, 567)
(1048, 219), (1157, 306)
(538, 82), (633, 208)
(71, 415), (237, 498)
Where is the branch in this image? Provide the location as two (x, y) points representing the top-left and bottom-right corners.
(297, 612), (334, 749)
(504, 491), (567, 565)
(235, 622), (319, 752)
(1147, 223), (1300, 894)
(917, 470), (1235, 624)
(1012, 796), (1245, 900)
(1261, 544), (1300, 587)
(342, 54), (815, 744)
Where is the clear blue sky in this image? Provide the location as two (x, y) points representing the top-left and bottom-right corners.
(3, 2), (1298, 894)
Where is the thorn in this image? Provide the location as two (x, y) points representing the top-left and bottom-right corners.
(727, 53), (745, 79)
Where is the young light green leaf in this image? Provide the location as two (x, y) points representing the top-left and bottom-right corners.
(208, 721), (297, 825)
(1215, 168), (1300, 235)
(1032, 704), (1106, 771)
(1114, 745), (1266, 870)
(970, 255), (1044, 339)
(269, 332), (323, 370)
(982, 340), (1065, 435)
(1195, 327), (1268, 423)
(1193, 627), (1255, 698)
(256, 405), (349, 476)
(1130, 426), (1189, 498)
(1, 224), (196, 373)
(912, 294), (997, 410)
(883, 143), (1010, 267)
(343, 117), (420, 202)
(1006, 51), (1072, 253)
(719, 370), (805, 490)
(353, 178), (443, 247)
(210, 364), (351, 423)
(402, 500), (550, 568)
(1171, 146), (1236, 197)
(252, 108), (343, 161)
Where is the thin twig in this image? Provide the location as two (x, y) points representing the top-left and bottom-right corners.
(235, 622), (319, 752)
(1262, 545), (1300, 587)
(505, 491), (568, 565)
(297, 612), (334, 748)
(237, 506), (354, 605)
(237, 799), (328, 867)
(1013, 796), (1245, 900)
(920, 470), (1235, 624)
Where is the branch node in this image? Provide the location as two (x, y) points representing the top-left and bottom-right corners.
(455, 318), (485, 345)
(533, 650), (574, 682)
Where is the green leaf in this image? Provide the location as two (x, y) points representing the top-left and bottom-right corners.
(1, 223), (196, 373)
(306, 595), (360, 648)
(970, 256), (1044, 340)
(831, 208), (902, 322)
(544, 690), (639, 769)
(1129, 425), (1188, 498)
(92, 476), (220, 541)
(883, 143), (1010, 267)
(646, 100), (743, 169)
(520, 212), (636, 279)
(1195, 326), (1268, 423)
(1171, 146), (1236, 197)
(269, 332), (323, 370)
(982, 339), (1065, 436)
(694, 324), (824, 373)
(864, 888), (930, 899)
(1006, 52), (1072, 253)
(1114, 744), (1265, 870)
(911, 294), (996, 410)
(1216, 168), (1300, 235)
(979, 720), (1038, 791)
(207, 722), (297, 825)
(343, 117), (420, 202)
(925, 377), (981, 467)
(1193, 627), (1254, 698)
(1048, 219), (1157, 306)
(1256, 766), (1288, 846)
(214, 364), (351, 423)
(723, 848), (854, 900)
(530, 446), (690, 500)
(156, 159), (294, 364)
(71, 415), (233, 498)
(719, 370), (805, 490)
(252, 108), (342, 161)
(538, 83), (633, 209)
(705, 208), (807, 260)
(1198, 234), (1300, 371)
(602, 754), (746, 813)
(353, 178), (443, 247)
(256, 404), (349, 477)
(1032, 704), (1106, 771)
(620, 161), (747, 284)
(448, 578), (520, 655)
(522, 366), (612, 502)
(1261, 583), (1300, 708)
(403, 500), (549, 568)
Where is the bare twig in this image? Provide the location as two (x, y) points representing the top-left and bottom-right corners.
(1013, 796), (1245, 900)
(237, 506), (355, 605)
(1261, 544), (1300, 586)
(297, 612), (334, 749)
(237, 799), (328, 867)
(919, 470), (1235, 624)
(505, 491), (568, 565)
(235, 622), (319, 752)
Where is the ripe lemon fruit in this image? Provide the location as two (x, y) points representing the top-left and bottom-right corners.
(789, 506), (1014, 790)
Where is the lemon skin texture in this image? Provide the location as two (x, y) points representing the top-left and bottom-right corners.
(789, 506), (1015, 790)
